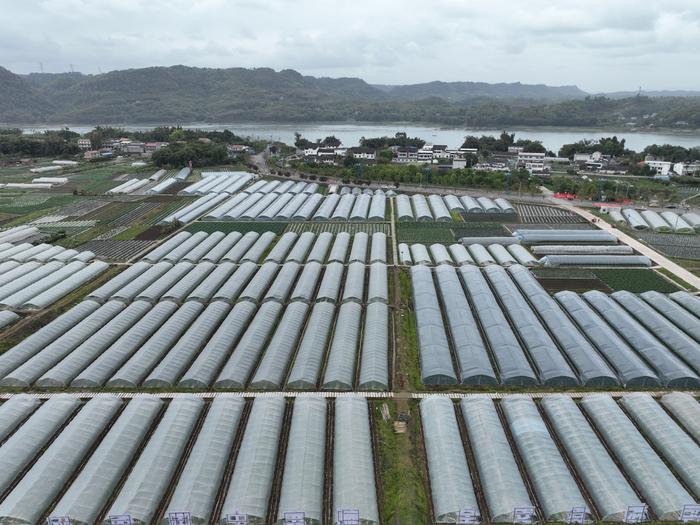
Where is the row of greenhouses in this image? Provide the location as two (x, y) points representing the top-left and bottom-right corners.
(420, 393), (700, 524)
(613, 208), (700, 233)
(87, 257), (388, 306)
(0, 225), (41, 244)
(0, 260), (390, 389)
(0, 395), (379, 525)
(178, 170), (256, 195)
(395, 194), (515, 221)
(142, 230), (388, 265)
(202, 190), (387, 222)
(399, 242), (538, 267)
(0, 259), (109, 311)
(0, 241), (95, 263)
(411, 263), (700, 387)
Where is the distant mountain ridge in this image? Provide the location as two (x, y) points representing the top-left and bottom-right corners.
(1, 65), (700, 127)
(372, 80), (587, 101)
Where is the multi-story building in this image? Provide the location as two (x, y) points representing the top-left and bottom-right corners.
(644, 158), (672, 176)
(395, 147), (418, 163)
(77, 138), (92, 150)
(348, 147), (377, 162)
(518, 151), (548, 174)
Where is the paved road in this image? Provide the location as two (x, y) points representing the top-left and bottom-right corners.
(563, 204), (700, 290)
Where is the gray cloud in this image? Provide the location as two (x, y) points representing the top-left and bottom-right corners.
(2, 0), (699, 92)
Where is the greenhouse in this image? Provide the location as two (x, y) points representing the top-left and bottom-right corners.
(484, 265), (578, 386)
(143, 301), (235, 387)
(444, 194), (464, 212)
(331, 193), (356, 220)
(316, 262), (344, 303)
(448, 243), (474, 265)
(290, 262), (323, 302)
(350, 193), (371, 220)
(219, 397), (285, 525)
(180, 231), (225, 262)
(541, 395), (642, 522)
(467, 244), (495, 266)
(322, 301), (362, 390)
(249, 302), (310, 389)
(682, 211), (700, 231)
(396, 194), (414, 221)
(477, 196), (500, 213)
(0, 396), (121, 525)
(342, 262), (366, 303)
(293, 193), (324, 220)
(286, 232), (316, 263)
(333, 397), (379, 525)
(211, 262), (258, 302)
(582, 394), (695, 521)
(540, 255), (651, 267)
(660, 392), (700, 442)
(428, 194), (451, 221)
(276, 398), (326, 525)
(487, 243), (517, 266)
(421, 397), (479, 524)
(214, 301), (283, 388)
(640, 291), (700, 342)
(501, 396), (590, 522)
(460, 398), (532, 523)
(507, 244), (539, 266)
(460, 195), (483, 213)
(398, 243), (412, 265)
(328, 232), (351, 263)
(429, 243), (452, 265)
(411, 265), (457, 385)
(287, 302), (335, 389)
(409, 243), (431, 265)
(370, 232), (387, 263)
(612, 291), (700, 375)
(621, 393), (700, 498)
(508, 265), (618, 386)
(50, 397), (163, 525)
(238, 262), (279, 303)
(162, 398), (245, 525)
(175, 301), (257, 388)
(368, 192), (386, 220)
(641, 210), (672, 232)
(669, 290), (700, 318)
(458, 265), (537, 386)
(531, 244), (633, 255)
(107, 301), (206, 387)
(240, 231), (276, 262)
(554, 291), (661, 387)
(307, 231), (333, 263)
(367, 263), (388, 303)
(221, 232), (260, 262)
(582, 290), (699, 387)
(434, 264), (496, 385)
(513, 229), (617, 244)
(411, 194), (433, 221)
(495, 197), (515, 213)
(660, 211), (694, 233)
(349, 232), (369, 263)
(264, 262), (301, 303)
(161, 262), (216, 303)
(358, 301), (389, 390)
(106, 397), (203, 525)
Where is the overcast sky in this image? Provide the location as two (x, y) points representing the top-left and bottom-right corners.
(3, 0), (700, 93)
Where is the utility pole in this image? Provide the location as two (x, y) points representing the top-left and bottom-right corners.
(38, 62), (44, 73)
(69, 64), (74, 73)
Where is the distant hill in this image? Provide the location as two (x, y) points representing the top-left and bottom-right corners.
(1, 65), (700, 128)
(373, 80), (587, 102)
(0, 67), (52, 122)
(601, 90), (700, 99)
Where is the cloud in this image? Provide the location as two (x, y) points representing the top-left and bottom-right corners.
(1, 0), (699, 92)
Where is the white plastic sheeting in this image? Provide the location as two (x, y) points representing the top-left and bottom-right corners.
(277, 398), (326, 525)
(508, 265), (618, 387)
(660, 392), (700, 442)
(287, 302), (335, 389)
(554, 291), (660, 387)
(50, 397), (163, 525)
(411, 265), (457, 385)
(460, 398), (532, 523)
(0, 394), (40, 442)
(162, 398), (245, 525)
(0, 397), (121, 525)
(434, 265), (496, 385)
(621, 393), (700, 498)
(106, 397), (203, 525)
(359, 302), (389, 390)
(421, 397), (479, 523)
(541, 395), (642, 522)
(458, 265), (537, 386)
(502, 396), (590, 522)
(582, 394), (695, 521)
(220, 397), (285, 524)
(484, 265), (578, 387)
(323, 302), (362, 390)
(333, 397), (379, 525)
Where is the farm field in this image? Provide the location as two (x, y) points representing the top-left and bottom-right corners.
(592, 268), (681, 293)
(77, 239), (156, 261)
(637, 231), (700, 260)
(515, 203), (588, 224)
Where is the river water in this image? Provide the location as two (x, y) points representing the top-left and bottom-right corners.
(20, 122), (700, 152)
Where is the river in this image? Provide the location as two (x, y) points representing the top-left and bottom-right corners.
(20, 122), (700, 152)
